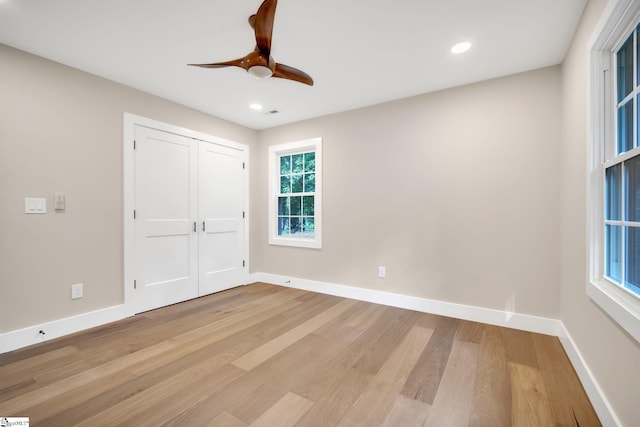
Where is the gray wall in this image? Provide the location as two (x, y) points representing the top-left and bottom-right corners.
(0, 44), (258, 332)
(254, 66), (562, 318)
(560, 0), (640, 425)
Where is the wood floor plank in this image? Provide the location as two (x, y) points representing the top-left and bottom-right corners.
(0, 378), (39, 402)
(400, 316), (460, 404)
(0, 339), (176, 416)
(79, 363), (245, 427)
(455, 319), (484, 344)
(0, 345), (78, 389)
(346, 302), (386, 330)
(337, 325), (433, 426)
(502, 327), (539, 368)
(532, 333), (601, 426)
(38, 337), (258, 426)
(294, 308), (424, 426)
(509, 362), (555, 427)
(206, 411), (248, 427)
(232, 298), (359, 371)
(165, 334), (327, 425)
(0, 283), (600, 426)
(468, 324), (512, 427)
(423, 340), (479, 427)
(381, 394), (431, 427)
(249, 392), (314, 427)
(228, 325), (363, 423)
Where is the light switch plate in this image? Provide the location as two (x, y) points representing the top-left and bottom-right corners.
(54, 193), (65, 211)
(25, 197), (46, 214)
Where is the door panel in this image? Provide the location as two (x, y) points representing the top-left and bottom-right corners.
(199, 142), (245, 295)
(134, 126), (198, 313)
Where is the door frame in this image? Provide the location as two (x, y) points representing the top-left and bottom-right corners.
(123, 113), (250, 317)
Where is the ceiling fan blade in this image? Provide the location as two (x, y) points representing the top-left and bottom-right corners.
(273, 63), (314, 86)
(188, 57), (249, 70)
(254, 0), (277, 54)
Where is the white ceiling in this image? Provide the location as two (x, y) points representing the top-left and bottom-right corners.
(0, 0), (586, 130)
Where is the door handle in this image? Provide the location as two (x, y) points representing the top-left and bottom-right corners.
(202, 221), (206, 232)
(193, 221), (196, 232)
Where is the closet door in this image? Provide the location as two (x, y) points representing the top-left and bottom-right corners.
(134, 126), (198, 313)
(198, 141), (246, 295)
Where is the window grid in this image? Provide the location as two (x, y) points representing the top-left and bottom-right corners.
(605, 24), (640, 297)
(277, 151), (316, 238)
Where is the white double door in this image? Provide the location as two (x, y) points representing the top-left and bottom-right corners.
(134, 125), (246, 314)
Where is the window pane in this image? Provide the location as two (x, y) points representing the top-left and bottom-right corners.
(606, 164), (622, 220)
(278, 217), (290, 236)
(280, 155), (291, 175)
(291, 174), (303, 193)
(625, 227), (640, 294)
(303, 217), (315, 237)
(304, 152), (316, 172)
(278, 197), (290, 216)
(626, 156), (640, 221)
(606, 225), (622, 283)
(292, 154), (304, 173)
(280, 175), (290, 194)
(637, 24), (640, 88)
(303, 196), (314, 216)
(617, 100), (634, 154)
(290, 217), (302, 235)
(290, 196), (302, 216)
(617, 35), (634, 102)
(304, 173), (315, 192)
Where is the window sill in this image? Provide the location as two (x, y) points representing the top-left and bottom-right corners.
(587, 278), (640, 343)
(269, 236), (322, 249)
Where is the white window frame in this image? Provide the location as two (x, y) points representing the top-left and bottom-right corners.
(588, 0), (640, 343)
(268, 138), (322, 249)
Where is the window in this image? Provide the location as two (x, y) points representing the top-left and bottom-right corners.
(605, 26), (640, 296)
(588, 0), (640, 343)
(268, 138), (322, 248)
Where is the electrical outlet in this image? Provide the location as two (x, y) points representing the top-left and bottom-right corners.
(71, 283), (83, 299)
(378, 266), (386, 278)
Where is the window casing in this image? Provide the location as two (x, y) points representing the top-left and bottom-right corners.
(268, 138), (322, 249)
(588, 0), (640, 343)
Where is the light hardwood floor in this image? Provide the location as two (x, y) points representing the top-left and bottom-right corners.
(0, 283), (600, 426)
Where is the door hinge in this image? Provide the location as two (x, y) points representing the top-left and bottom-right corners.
(134, 280), (137, 289)
(133, 210), (136, 219)
(242, 260), (246, 267)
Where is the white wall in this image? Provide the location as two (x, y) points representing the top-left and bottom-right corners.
(0, 43), (258, 333)
(560, 0), (640, 425)
(253, 66), (562, 319)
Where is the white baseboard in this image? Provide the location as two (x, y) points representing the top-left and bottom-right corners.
(256, 272), (562, 335)
(0, 305), (127, 354)
(557, 326), (621, 427)
(256, 272), (619, 426)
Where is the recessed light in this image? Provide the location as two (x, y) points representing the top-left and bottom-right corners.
(249, 103), (263, 111)
(451, 41), (472, 54)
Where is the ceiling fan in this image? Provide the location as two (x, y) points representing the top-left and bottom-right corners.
(189, 0), (314, 86)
